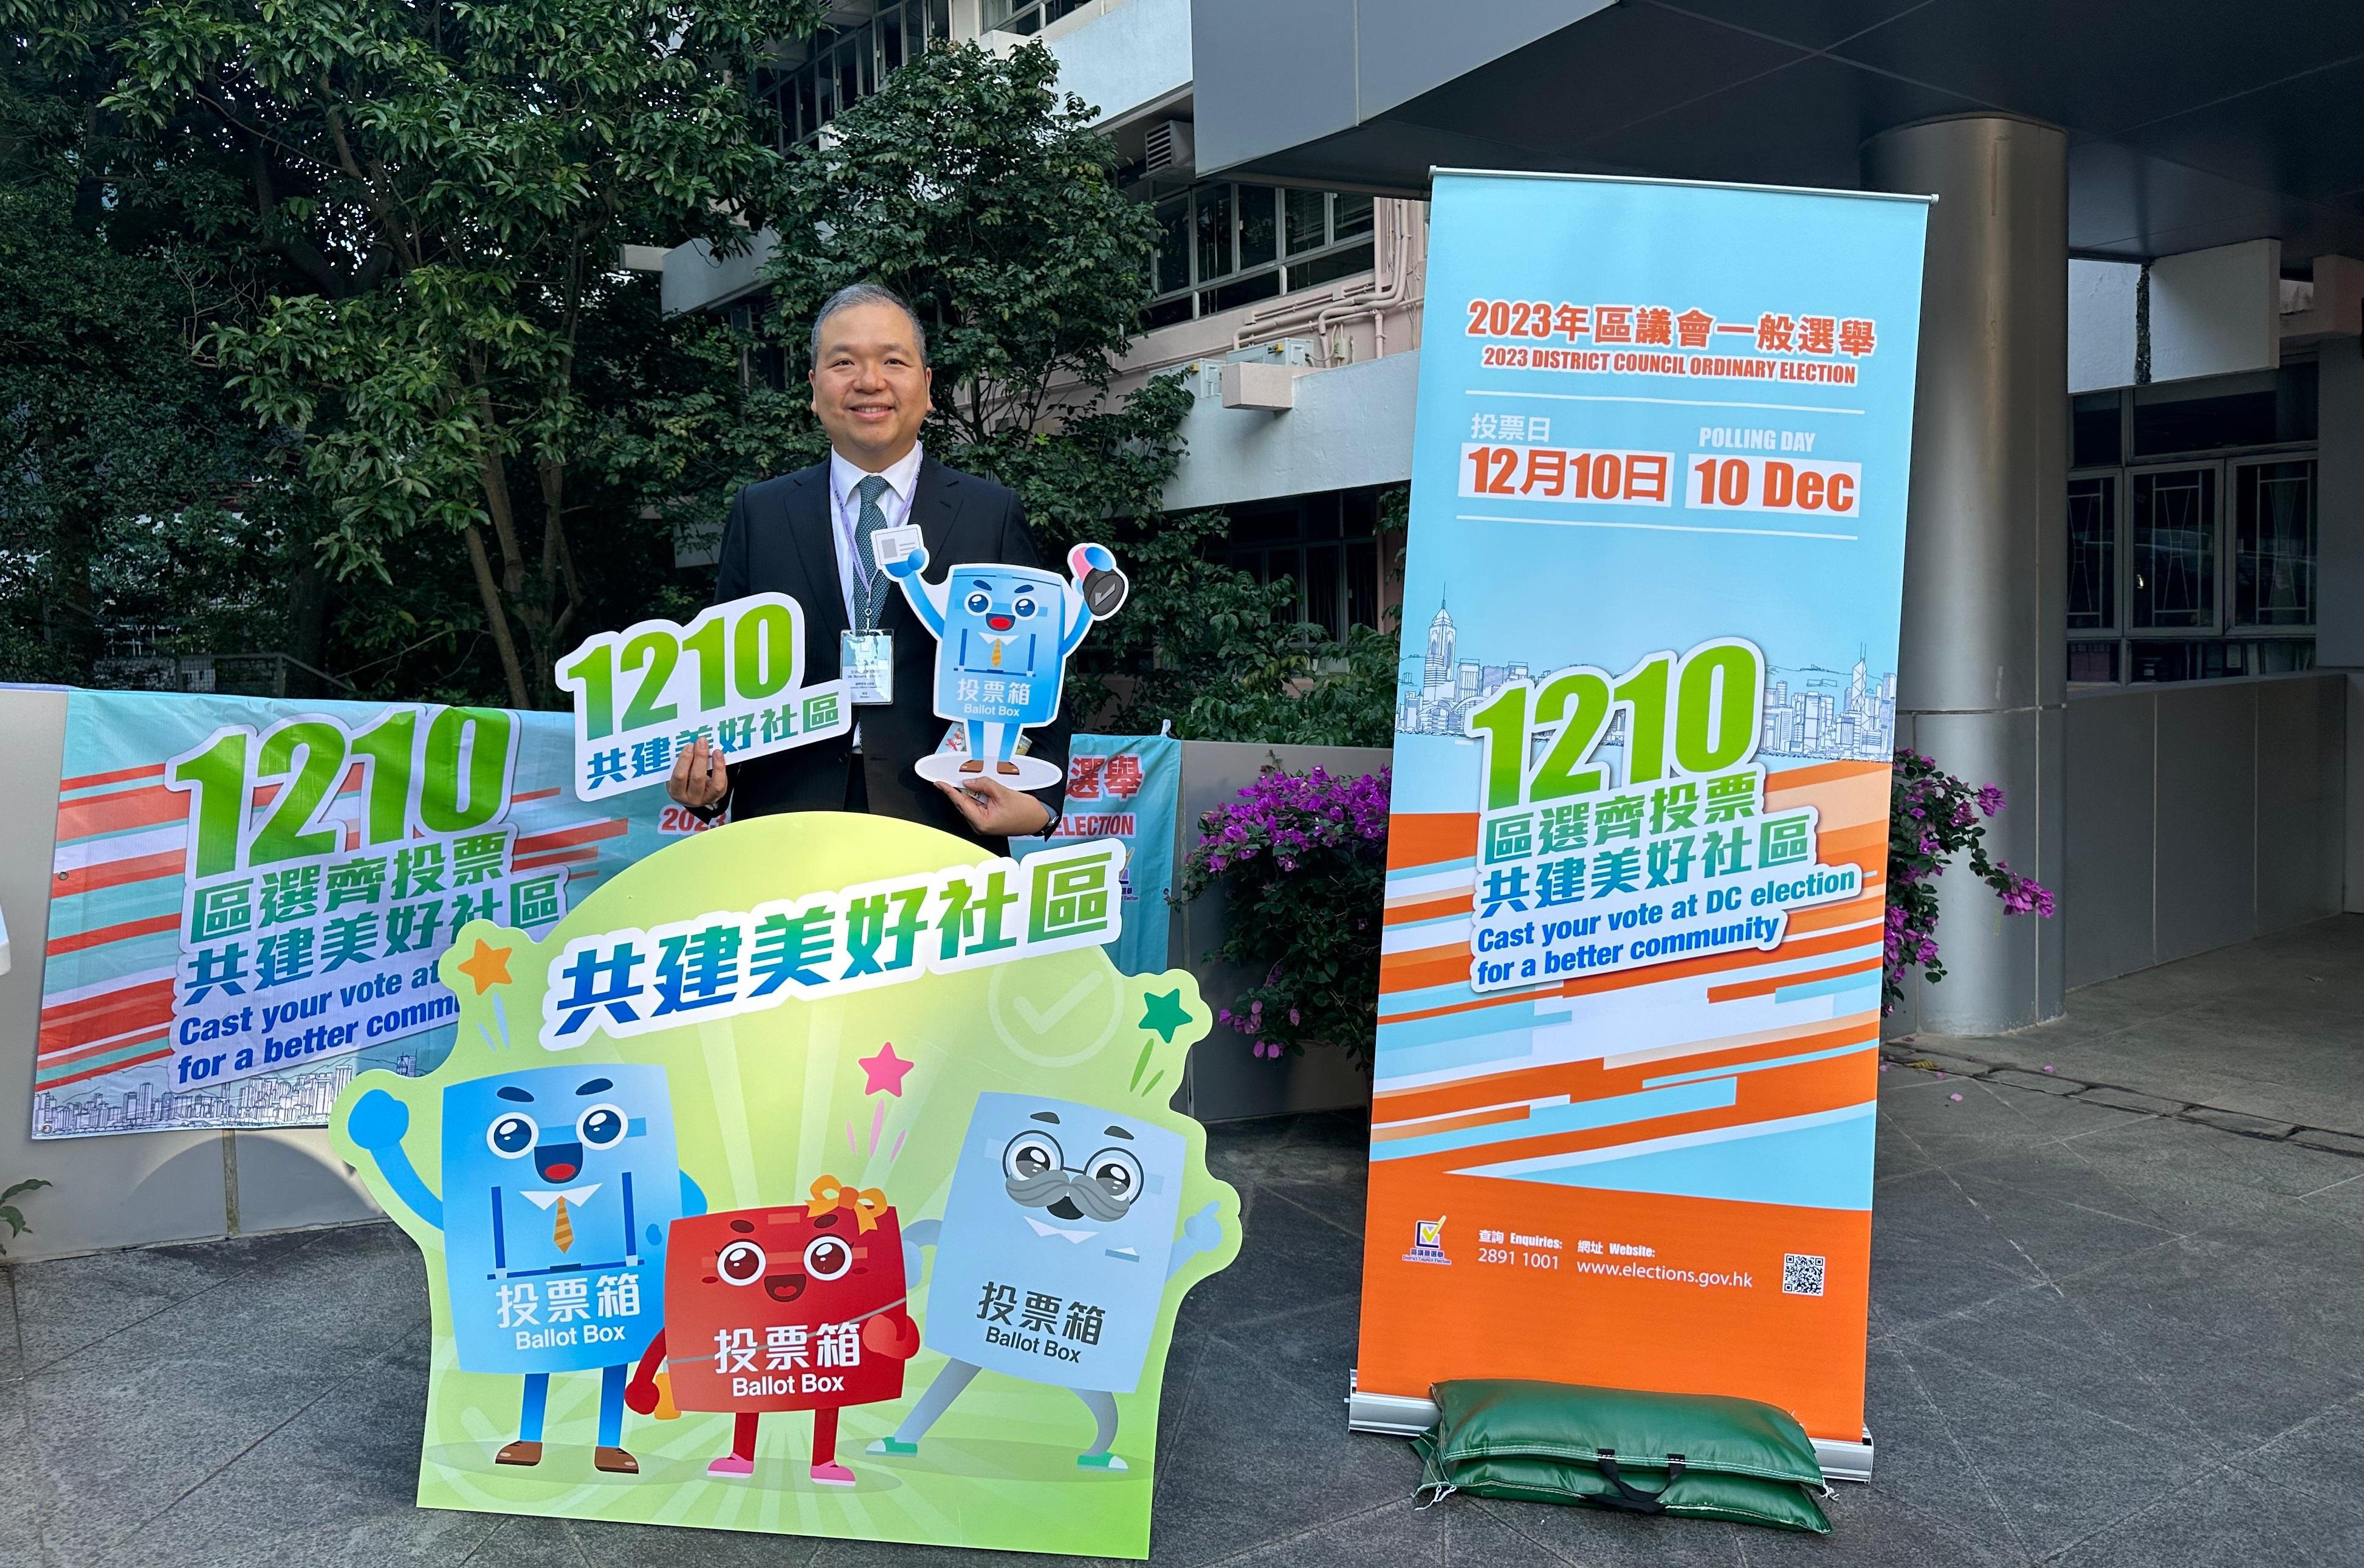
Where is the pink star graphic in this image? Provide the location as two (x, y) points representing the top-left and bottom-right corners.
(858, 1042), (915, 1097)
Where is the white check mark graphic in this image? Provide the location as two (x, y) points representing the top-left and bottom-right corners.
(1011, 977), (1096, 1036)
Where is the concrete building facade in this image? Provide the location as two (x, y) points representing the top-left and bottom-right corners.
(663, 0), (2364, 1036)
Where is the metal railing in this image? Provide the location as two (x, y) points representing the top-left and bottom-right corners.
(90, 652), (355, 698)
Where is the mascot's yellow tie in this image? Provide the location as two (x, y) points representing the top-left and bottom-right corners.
(552, 1196), (574, 1253)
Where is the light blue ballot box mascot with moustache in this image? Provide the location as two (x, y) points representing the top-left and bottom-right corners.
(869, 1092), (1222, 1471)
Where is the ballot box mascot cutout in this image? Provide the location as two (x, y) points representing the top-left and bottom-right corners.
(627, 1188), (921, 1486)
(329, 808), (1238, 1560)
(885, 539), (1128, 791)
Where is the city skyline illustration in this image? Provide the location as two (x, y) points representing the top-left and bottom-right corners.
(34, 1051), (421, 1138)
(1395, 592), (1897, 765)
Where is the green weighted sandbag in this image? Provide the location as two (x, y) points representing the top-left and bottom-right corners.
(1414, 1378), (1833, 1535)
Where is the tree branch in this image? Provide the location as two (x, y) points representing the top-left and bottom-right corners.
(351, 242), (397, 294)
(245, 136), (346, 296)
(458, 380), (526, 593)
(317, 80), (422, 272)
(461, 523), (531, 707)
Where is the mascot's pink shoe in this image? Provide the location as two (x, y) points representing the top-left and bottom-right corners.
(811, 1461), (857, 1487)
(706, 1455), (754, 1478)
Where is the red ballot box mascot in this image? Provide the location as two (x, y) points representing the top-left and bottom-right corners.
(627, 1177), (919, 1485)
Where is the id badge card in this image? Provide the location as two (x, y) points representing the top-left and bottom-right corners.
(841, 630), (895, 706)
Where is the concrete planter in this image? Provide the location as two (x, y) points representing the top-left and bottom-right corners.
(1164, 740), (1389, 1123)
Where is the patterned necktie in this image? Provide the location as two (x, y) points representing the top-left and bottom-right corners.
(552, 1196), (574, 1253)
(853, 474), (891, 631)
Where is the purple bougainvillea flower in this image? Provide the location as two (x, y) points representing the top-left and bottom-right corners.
(1882, 749), (2051, 1013)
(1183, 765), (1392, 1066)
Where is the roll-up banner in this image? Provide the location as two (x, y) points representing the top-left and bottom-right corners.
(1354, 170), (1930, 1461)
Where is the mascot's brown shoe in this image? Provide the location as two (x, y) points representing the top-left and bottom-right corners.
(960, 758), (984, 774)
(997, 761), (1021, 775)
(594, 1446), (640, 1474)
(495, 1440), (543, 1467)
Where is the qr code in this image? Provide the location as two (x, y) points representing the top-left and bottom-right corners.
(1782, 1253), (1826, 1297)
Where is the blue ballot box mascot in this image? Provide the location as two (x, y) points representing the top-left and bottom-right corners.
(345, 1061), (705, 1474)
(868, 1092), (1223, 1471)
(885, 540), (1125, 789)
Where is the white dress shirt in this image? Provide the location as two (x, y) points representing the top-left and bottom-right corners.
(828, 442), (924, 631)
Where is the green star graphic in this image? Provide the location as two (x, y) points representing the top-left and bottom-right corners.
(1139, 988), (1192, 1043)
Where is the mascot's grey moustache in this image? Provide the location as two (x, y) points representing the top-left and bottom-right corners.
(1005, 1167), (1133, 1222)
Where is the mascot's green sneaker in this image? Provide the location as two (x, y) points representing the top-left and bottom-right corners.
(867, 1439), (919, 1457)
(1077, 1452), (1129, 1471)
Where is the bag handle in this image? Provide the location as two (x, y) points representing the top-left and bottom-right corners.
(1593, 1449), (1686, 1514)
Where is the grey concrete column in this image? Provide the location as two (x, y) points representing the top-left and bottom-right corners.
(1865, 116), (2069, 1034)
(2316, 346), (2364, 671)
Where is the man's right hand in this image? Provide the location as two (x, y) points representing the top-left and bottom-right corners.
(667, 735), (728, 811)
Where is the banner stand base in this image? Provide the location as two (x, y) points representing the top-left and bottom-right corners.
(1813, 1434), (1874, 1484)
(1343, 1385), (1438, 1438)
(1344, 1375), (1876, 1484)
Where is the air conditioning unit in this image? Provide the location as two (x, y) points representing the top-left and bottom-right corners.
(1229, 338), (1318, 368)
(1143, 120), (1195, 178)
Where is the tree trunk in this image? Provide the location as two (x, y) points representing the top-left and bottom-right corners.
(281, 559), (334, 698)
(472, 397), (561, 704)
(47, 499), (101, 685)
(462, 524), (532, 707)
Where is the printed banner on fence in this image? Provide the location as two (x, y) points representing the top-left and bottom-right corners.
(35, 689), (691, 1138)
(1357, 170), (1929, 1445)
(331, 811), (1235, 1558)
(1019, 734), (1180, 976)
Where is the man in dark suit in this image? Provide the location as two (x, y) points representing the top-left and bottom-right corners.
(667, 283), (1067, 850)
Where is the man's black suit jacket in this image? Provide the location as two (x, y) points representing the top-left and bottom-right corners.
(710, 455), (1070, 851)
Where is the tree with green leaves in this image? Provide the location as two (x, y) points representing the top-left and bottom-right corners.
(756, 38), (1156, 446)
(0, 179), (295, 684)
(626, 38), (1393, 741)
(1, 8), (305, 683)
(9, 0), (826, 706)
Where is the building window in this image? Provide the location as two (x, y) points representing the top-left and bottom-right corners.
(2071, 390), (2123, 467)
(2130, 467), (2215, 630)
(1142, 182), (1379, 329)
(2066, 474), (2115, 631)
(983, 0), (1092, 34)
(752, 1), (951, 147)
(2067, 641), (2120, 683)
(2066, 371), (2316, 685)
(725, 294), (786, 390)
(2131, 365), (2315, 459)
(1218, 489), (1386, 639)
(2123, 638), (2315, 683)
(2235, 459), (2315, 627)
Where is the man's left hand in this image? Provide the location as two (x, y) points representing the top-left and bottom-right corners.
(936, 775), (1058, 839)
